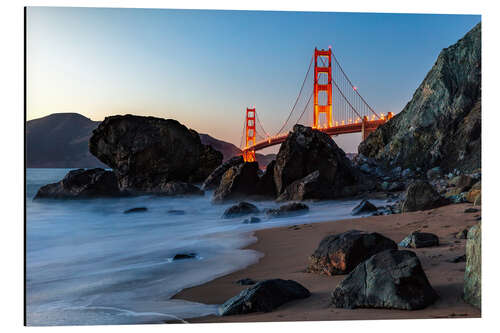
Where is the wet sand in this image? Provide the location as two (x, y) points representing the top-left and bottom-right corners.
(173, 203), (481, 323)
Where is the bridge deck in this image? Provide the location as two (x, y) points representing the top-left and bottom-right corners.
(242, 119), (385, 153)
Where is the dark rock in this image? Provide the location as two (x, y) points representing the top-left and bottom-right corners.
(426, 167), (442, 180)
(124, 207), (148, 214)
(236, 278), (257, 286)
(265, 202), (309, 218)
(173, 253), (196, 260)
(34, 168), (123, 199)
(167, 210), (185, 215)
(212, 162), (260, 203)
(219, 279), (310, 315)
(358, 23), (481, 174)
(156, 181), (204, 196)
(273, 124), (358, 199)
(448, 254), (466, 263)
(456, 228), (469, 239)
(351, 199), (377, 215)
(401, 181), (448, 213)
(399, 232), (439, 248)
(255, 160), (277, 198)
(243, 217), (261, 224)
(276, 170), (333, 202)
(331, 249), (438, 310)
(308, 230), (398, 275)
(89, 115), (222, 194)
(222, 202), (259, 219)
(464, 223), (481, 308)
(464, 207), (479, 213)
(201, 156), (244, 190)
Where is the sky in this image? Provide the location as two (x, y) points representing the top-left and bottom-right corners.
(26, 7), (480, 152)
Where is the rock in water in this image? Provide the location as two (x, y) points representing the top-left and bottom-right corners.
(273, 124), (358, 200)
(212, 162), (260, 203)
(399, 232), (439, 248)
(464, 223), (481, 308)
(219, 279), (310, 315)
(222, 202), (259, 218)
(202, 156), (244, 190)
(89, 115), (222, 194)
(401, 180), (447, 213)
(308, 230), (397, 275)
(124, 207), (148, 214)
(173, 253), (196, 260)
(358, 23), (481, 174)
(265, 202), (309, 218)
(351, 199), (377, 215)
(331, 249), (438, 310)
(34, 168), (122, 199)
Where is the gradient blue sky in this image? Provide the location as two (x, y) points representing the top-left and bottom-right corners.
(27, 7), (480, 152)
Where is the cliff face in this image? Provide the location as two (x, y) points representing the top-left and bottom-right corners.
(358, 23), (481, 173)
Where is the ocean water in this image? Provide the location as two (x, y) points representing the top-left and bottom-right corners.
(26, 168), (384, 326)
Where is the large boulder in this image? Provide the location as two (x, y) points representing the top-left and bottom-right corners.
(89, 115), (222, 194)
(273, 124), (358, 200)
(201, 156), (244, 190)
(34, 168), (123, 199)
(212, 162), (259, 203)
(331, 249), (438, 310)
(401, 180), (447, 213)
(464, 223), (481, 308)
(358, 23), (481, 174)
(219, 279), (310, 315)
(308, 230), (397, 275)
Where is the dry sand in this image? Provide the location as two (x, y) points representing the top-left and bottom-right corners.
(173, 203), (481, 323)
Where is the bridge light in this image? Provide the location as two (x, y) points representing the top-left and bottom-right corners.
(353, 86), (357, 91)
(341, 120), (345, 125)
(336, 121), (339, 126)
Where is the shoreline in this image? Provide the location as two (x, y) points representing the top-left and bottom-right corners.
(172, 203), (481, 323)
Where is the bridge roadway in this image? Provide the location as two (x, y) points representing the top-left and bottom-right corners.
(242, 118), (386, 154)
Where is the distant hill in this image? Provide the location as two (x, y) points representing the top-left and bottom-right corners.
(26, 113), (276, 168)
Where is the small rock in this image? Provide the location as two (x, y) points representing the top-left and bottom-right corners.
(124, 207), (148, 214)
(219, 279), (310, 315)
(266, 202), (309, 218)
(222, 202), (259, 219)
(236, 278), (257, 286)
(167, 210), (185, 215)
(173, 253), (196, 260)
(401, 180), (448, 213)
(464, 208), (479, 213)
(448, 254), (466, 263)
(331, 249), (438, 310)
(351, 199), (377, 215)
(399, 232), (439, 248)
(360, 164), (371, 173)
(243, 217), (261, 224)
(426, 167), (442, 180)
(455, 228), (468, 239)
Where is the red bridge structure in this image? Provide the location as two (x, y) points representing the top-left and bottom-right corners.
(240, 47), (393, 162)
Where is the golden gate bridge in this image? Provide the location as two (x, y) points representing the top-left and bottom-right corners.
(240, 47), (393, 162)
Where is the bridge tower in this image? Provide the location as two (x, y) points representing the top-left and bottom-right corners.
(313, 48), (333, 129)
(243, 107), (256, 162)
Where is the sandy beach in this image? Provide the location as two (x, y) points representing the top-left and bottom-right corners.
(173, 202), (481, 323)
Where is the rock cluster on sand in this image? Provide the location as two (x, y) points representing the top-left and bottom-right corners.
(307, 230), (398, 275)
(464, 223), (481, 308)
(273, 125), (358, 201)
(401, 180), (447, 212)
(34, 168), (123, 199)
(331, 249), (438, 310)
(358, 23), (481, 174)
(219, 279), (310, 315)
(399, 231), (439, 248)
(89, 115), (222, 194)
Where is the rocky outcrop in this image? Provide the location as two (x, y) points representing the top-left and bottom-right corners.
(399, 232), (439, 248)
(331, 249), (438, 310)
(201, 156), (244, 190)
(265, 202), (309, 218)
(219, 279), (310, 315)
(34, 168), (123, 199)
(273, 125), (358, 200)
(464, 223), (481, 308)
(358, 23), (481, 174)
(222, 202), (259, 218)
(351, 199), (377, 215)
(255, 160), (277, 199)
(401, 180), (447, 212)
(308, 230), (397, 275)
(212, 162), (259, 203)
(89, 115), (222, 194)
